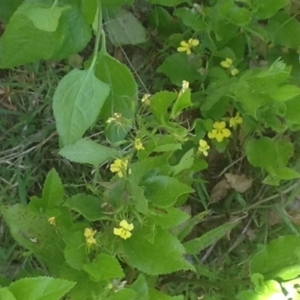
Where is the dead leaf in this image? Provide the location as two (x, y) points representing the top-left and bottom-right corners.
(209, 179), (230, 203)
(245, 228), (256, 241)
(225, 173), (253, 193)
(268, 209), (283, 226)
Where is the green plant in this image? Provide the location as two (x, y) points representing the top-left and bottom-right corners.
(2, 0), (300, 299)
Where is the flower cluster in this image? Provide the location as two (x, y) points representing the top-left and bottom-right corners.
(106, 112), (122, 124)
(220, 58), (239, 76)
(84, 228), (97, 247)
(229, 112), (243, 128)
(110, 158), (130, 178)
(141, 94), (151, 106)
(177, 38), (199, 55)
(198, 139), (210, 156)
(113, 220), (134, 240)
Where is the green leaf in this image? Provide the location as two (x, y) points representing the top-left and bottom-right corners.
(148, 0), (189, 6)
(83, 253), (124, 281)
(129, 182), (148, 214)
(130, 275), (149, 300)
(42, 168), (64, 209)
(250, 236), (300, 280)
(0, 288), (16, 300)
(0, 0), (23, 24)
(1, 204), (64, 274)
(157, 54), (201, 85)
(111, 289), (137, 300)
(184, 220), (240, 255)
(253, 0), (289, 19)
(270, 85), (300, 101)
(246, 137), (294, 172)
(151, 207), (190, 229)
(66, 194), (103, 221)
(171, 89), (192, 119)
(144, 175), (194, 207)
(285, 95), (300, 127)
(150, 91), (177, 122)
(8, 277), (75, 300)
(227, 6), (251, 26)
(101, 0), (134, 8)
(0, 2), (91, 68)
(104, 8), (147, 46)
(93, 53), (137, 143)
(59, 138), (119, 165)
(64, 231), (87, 270)
(27, 4), (69, 32)
(123, 224), (194, 275)
(172, 148), (194, 176)
(174, 7), (206, 31)
(80, 0), (98, 24)
(53, 69), (110, 146)
(266, 11), (300, 49)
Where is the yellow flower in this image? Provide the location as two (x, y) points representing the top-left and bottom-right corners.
(48, 216), (56, 226)
(179, 80), (190, 96)
(110, 158), (130, 178)
(113, 220), (134, 240)
(84, 227), (97, 247)
(220, 58), (233, 68)
(208, 121), (231, 142)
(229, 112), (243, 128)
(198, 139), (210, 156)
(141, 94), (151, 105)
(106, 112), (122, 124)
(220, 58), (239, 76)
(177, 38), (199, 55)
(134, 138), (145, 151)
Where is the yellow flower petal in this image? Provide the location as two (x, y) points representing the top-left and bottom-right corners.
(120, 229), (132, 240)
(222, 128), (231, 138)
(220, 58), (233, 68)
(231, 68), (239, 76)
(213, 121), (226, 129)
(180, 40), (189, 47)
(120, 220), (134, 231)
(177, 46), (187, 52)
(189, 38), (199, 46)
(186, 48), (192, 55)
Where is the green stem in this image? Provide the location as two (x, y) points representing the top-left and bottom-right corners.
(52, 0), (59, 8)
(90, 0), (103, 71)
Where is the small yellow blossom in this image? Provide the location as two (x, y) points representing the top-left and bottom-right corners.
(177, 38), (199, 55)
(229, 112), (243, 128)
(134, 138), (145, 151)
(208, 121), (231, 142)
(84, 227), (97, 247)
(198, 139), (210, 156)
(113, 220), (134, 240)
(110, 158), (130, 178)
(48, 216), (56, 226)
(141, 94), (151, 105)
(106, 113), (122, 124)
(179, 80), (190, 96)
(220, 58), (239, 76)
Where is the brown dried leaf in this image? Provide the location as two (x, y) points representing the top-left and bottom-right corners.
(225, 173), (253, 193)
(268, 209), (283, 226)
(209, 179), (230, 204)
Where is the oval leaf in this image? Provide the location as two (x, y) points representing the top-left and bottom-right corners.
(53, 69), (110, 146)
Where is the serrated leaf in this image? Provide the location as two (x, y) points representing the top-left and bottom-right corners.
(83, 253), (124, 281)
(130, 275), (149, 300)
(174, 7), (206, 31)
(0, 2), (91, 68)
(42, 168), (64, 208)
(149, 289), (184, 300)
(144, 175), (194, 207)
(27, 4), (69, 32)
(184, 220), (240, 255)
(93, 53), (137, 143)
(172, 148), (194, 176)
(59, 138), (119, 165)
(104, 8), (147, 46)
(66, 194), (103, 221)
(53, 69), (110, 146)
(123, 225), (194, 275)
(9, 277), (75, 300)
(111, 289), (137, 300)
(1, 204), (64, 274)
(64, 231), (87, 270)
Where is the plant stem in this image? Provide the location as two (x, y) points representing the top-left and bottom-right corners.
(90, 0), (103, 70)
